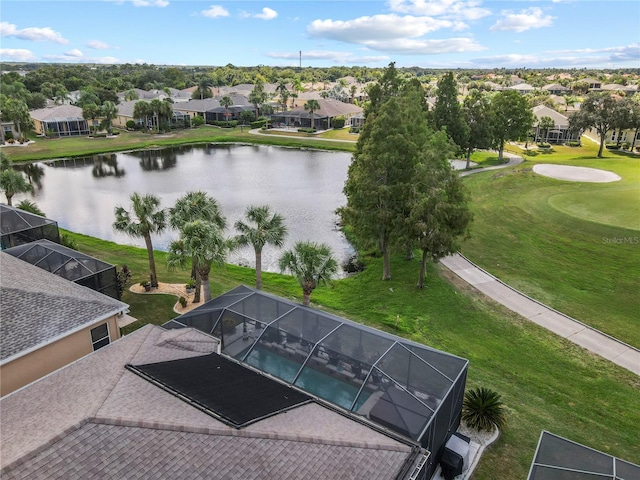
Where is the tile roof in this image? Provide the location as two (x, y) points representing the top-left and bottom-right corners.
(29, 105), (84, 121)
(0, 253), (128, 362)
(0, 325), (418, 479)
(532, 105), (570, 128)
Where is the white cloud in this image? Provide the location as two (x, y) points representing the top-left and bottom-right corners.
(490, 7), (554, 33)
(65, 48), (84, 57)
(471, 43), (640, 68)
(254, 7), (278, 20)
(0, 21), (69, 44)
(0, 48), (37, 62)
(201, 5), (230, 18)
(267, 49), (390, 65)
(131, 0), (169, 7)
(93, 56), (122, 64)
(367, 37), (484, 54)
(87, 40), (113, 50)
(388, 0), (491, 21)
(308, 14), (455, 43)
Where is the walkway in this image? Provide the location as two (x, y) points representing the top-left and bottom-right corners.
(442, 152), (640, 376)
(248, 132), (640, 375)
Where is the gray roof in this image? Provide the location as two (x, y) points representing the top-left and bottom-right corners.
(0, 253), (128, 363)
(532, 105), (570, 128)
(0, 325), (418, 479)
(172, 98), (221, 113)
(542, 83), (570, 92)
(29, 105), (84, 121)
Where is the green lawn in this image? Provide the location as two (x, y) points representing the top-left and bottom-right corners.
(4, 125), (355, 163)
(462, 143), (640, 347)
(66, 230), (640, 480)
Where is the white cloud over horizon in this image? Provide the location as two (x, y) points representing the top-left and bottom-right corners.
(0, 21), (69, 44)
(0, 48), (37, 62)
(87, 40), (115, 50)
(387, 0), (491, 21)
(490, 7), (554, 33)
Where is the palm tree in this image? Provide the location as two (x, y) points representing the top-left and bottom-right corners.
(113, 193), (167, 288)
(276, 80), (289, 111)
(304, 99), (321, 131)
(133, 101), (152, 130)
(197, 76), (213, 100)
(15, 199), (45, 217)
(234, 205), (287, 290)
(170, 191), (226, 302)
(100, 101), (118, 133)
(167, 220), (227, 302)
(82, 103), (101, 134)
(3, 98), (33, 140)
(221, 96), (233, 123)
(462, 387), (506, 432)
(0, 168), (31, 206)
(278, 241), (338, 306)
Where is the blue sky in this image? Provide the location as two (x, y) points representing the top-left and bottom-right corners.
(1, 0), (638, 69)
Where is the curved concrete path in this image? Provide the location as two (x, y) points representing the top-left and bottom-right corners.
(249, 132), (640, 375)
(442, 152), (640, 376)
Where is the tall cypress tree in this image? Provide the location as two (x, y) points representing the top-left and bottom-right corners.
(431, 72), (469, 154)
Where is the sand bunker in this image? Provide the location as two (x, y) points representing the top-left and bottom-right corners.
(533, 164), (621, 183)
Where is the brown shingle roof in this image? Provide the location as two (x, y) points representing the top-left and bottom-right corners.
(0, 325), (417, 479)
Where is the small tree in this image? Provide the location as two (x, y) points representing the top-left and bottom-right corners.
(278, 241), (338, 306)
(100, 101), (118, 133)
(462, 387), (506, 432)
(304, 99), (321, 131)
(1, 168), (31, 206)
(234, 205), (287, 290)
(113, 193), (167, 288)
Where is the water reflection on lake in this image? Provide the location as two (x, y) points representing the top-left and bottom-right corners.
(22, 144), (354, 273)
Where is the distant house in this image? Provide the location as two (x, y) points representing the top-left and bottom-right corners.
(509, 83), (536, 94)
(172, 98), (220, 121)
(29, 105), (89, 137)
(0, 252), (129, 396)
(0, 121), (18, 143)
(581, 78), (603, 90)
(113, 100), (190, 129)
(269, 98), (363, 130)
(542, 83), (571, 95)
(531, 105), (580, 144)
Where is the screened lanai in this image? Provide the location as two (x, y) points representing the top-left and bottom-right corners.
(164, 285), (468, 479)
(0, 204), (60, 249)
(528, 431), (640, 480)
(4, 239), (119, 299)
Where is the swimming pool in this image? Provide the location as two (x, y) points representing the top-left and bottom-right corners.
(244, 345), (371, 411)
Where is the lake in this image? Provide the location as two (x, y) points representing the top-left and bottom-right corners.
(19, 144), (354, 273)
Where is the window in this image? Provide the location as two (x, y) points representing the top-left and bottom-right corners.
(91, 323), (110, 351)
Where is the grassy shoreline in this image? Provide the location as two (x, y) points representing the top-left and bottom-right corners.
(66, 229), (640, 479)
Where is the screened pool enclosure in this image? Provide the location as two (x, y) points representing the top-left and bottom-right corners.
(528, 431), (640, 480)
(0, 205), (60, 250)
(164, 285), (468, 479)
(4, 239), (119, 299)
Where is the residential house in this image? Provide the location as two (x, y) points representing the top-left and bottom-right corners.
(542, 83), (571, 95)
(269, 98), (363, 130)
(172, 98), (221, 121)
(581, 77), (603, 90)
(531, 105), (580, 144)
(29, 105), (89, 137)
(0, 252), (129, 396)
(0, 120), (18, 143)
(527, 431), (639, 479)
(600, 83), (638, 96)
(0, 324), (429, 479)
(113, 100), (190, 130)
(509, 83), (536, 94)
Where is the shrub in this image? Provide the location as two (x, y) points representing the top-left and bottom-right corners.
(349, 126), (361, 134)
(125, 120), (136, 130)
(462, 387), (506, 432)
(179, 296), (187, 308)
(297, 127), (316, 134)
(537, 142), (551, 149)
(605, 143), (619, 150)
(60, 232), (78, 250)
(251, 119), (266, 129)
(4, 132), (13, 141)
(332, 116), (346, 129)
(566, 141), (581, 147)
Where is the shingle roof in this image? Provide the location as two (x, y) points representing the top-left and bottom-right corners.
(29, 105), (84, 121)
(532, 105), (570, 128)
(0, 253), (128, 362)
(0, 325), (418, 479)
